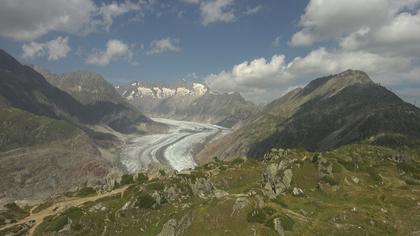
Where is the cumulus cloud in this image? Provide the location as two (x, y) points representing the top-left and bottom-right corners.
(22, 36), (71, 60)
(206, 48), (415, 103)
(98, 1), (142, 30)
(85, 39), (132, 66)
(181, 0), (262, 25)
(200, 0), (236, 25)
(0, 0), (143, 41)
(147, 38), (181, 55)
(243, 5), (262, 16)
(290, 0), (420, 53)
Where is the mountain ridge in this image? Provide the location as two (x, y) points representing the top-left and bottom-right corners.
(118, 80), (258, 127)
(197, 70), (420, 163)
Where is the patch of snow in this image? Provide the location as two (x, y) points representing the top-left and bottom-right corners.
(176, 87), (191, 96)
(137, 87), (155, 98)
(192, 83), (207, 96)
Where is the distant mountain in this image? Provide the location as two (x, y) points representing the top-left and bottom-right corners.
(33, 67), (149, 133)
(197, 70), (420, 162)
(118, 81), (257, 127)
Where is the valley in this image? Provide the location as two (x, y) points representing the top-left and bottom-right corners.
(120, 118), (229, 173)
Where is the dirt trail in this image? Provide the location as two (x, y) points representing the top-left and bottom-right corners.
(0, 186), (129, 236)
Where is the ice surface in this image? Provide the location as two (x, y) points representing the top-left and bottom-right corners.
(120, 118), (227, 172)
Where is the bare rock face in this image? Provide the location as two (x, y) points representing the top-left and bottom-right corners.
(318, 157), (333, 178)
(231, 197), (250, 216)
(144, 163), (177, 180)
(183, 177), (215, 198)
(273, 218), (285, 236)
(262, 159), (293, 199)
(157, 212), (193, 236)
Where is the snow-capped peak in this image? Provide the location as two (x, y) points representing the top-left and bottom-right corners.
(118, 82), (208, 100)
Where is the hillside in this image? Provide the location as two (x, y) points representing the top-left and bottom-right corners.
(0, 107), (113, 202)
(33, 67), (150, 133)
(0, 49), (160, 203)
(197, 70), (420, 162)
(2, 144), (420, 235)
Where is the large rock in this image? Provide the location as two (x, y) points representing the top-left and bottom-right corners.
(184, 177), (215, 198)
(273, 218), (285, 236)
(318, 158), (333, 178)
(157, 212), (192, 236)
(262, 160), (293, 199)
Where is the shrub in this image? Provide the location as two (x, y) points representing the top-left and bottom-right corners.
(147, 182), (165, 191)
(135, 193), (155, 209)
(77, 187), (96, 197)
(137, 173), (148, 184)
(46, 216), (68, 232)
(320, 176), (338, 185)
(120, 174), (134, 185)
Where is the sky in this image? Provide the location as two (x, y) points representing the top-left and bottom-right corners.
(0, 0), (420, 105)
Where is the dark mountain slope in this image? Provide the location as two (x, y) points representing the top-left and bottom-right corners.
(197, 70), (420, 162)
(249, 82), (420, 157)
(33, 67), (150, 133)
(0, 50), (88, 123)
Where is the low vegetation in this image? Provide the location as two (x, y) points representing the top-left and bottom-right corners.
(4, 144), (416, 235)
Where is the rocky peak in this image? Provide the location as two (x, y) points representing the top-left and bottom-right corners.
(300, 69), (374, 99)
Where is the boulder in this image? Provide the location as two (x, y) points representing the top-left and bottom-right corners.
(157, 212), (192, 236)
(273, 218), (285, 236)
(231, 197), (250, 216)
(262, 160), (293, 199)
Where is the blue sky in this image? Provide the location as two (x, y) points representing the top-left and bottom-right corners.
(1, 0), (420, 104)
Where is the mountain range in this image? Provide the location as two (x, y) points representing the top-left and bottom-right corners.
(117, 81), (257, 127)
(1, 48), (420, 235)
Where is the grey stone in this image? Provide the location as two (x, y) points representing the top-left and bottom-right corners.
(273, 218), (285, 236)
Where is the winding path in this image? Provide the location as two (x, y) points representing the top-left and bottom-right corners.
(120, 118), (228, 172)
(0, 186), (129, 236)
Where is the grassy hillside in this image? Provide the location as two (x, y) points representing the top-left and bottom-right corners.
(2, 144), (418, 235)
(0, 107), (82, 151)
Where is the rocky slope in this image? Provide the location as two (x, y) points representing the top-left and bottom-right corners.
(0, 49), (152, 203)
(197, 70), (420, 162)
(2, 144), (420, 235)
(118, 82), (257, 127)
(33, 67), (150, 133)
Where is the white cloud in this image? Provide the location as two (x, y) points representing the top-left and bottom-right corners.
(206, 48), (415, 103)
(98, 1), (142, 30)
(22, 36), (71, 61)
(181, 0), (261, 25)
(200, 0), (236, 25)
(85, 39), (132, 66)
(147, 38), (181, 55)
(272, 36), (281, 47)
(290, 0), (420, 52)
(243, 5), (262, 16)
(0, 0), (143, 41)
